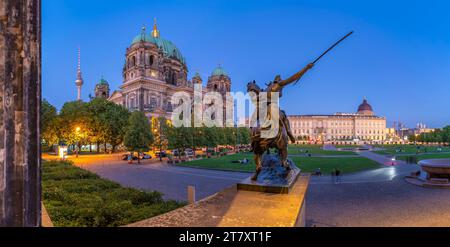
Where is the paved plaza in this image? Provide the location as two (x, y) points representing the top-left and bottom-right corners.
(307, 176), (450, 226)
(43, 152), (450, 226)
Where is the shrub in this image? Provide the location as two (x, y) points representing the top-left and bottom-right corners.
(42, 160), (183, 227)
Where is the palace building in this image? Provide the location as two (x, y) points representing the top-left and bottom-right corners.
(107, 20), (231, 120)
(288, 98), (387, 143)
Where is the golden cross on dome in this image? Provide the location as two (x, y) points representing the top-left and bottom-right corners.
(151, 17), (160, 38)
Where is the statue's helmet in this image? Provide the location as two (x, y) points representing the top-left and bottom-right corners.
(247, 80), (261, 93)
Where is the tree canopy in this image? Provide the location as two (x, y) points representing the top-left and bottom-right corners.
(123, 111), (154, 153)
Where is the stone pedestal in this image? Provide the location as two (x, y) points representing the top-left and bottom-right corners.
(127, 174), (310, 227)
(237, 155), (300, 194)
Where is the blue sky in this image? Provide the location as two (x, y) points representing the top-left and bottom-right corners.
(43, 0), (450, 128)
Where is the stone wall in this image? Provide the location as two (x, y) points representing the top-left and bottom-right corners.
(0, 0), (41, 226)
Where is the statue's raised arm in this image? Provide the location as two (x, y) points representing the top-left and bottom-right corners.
(277, 63), (314, 87)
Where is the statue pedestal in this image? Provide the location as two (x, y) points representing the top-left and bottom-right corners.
(237, 155), (301, 194)
(127, 174), (310, 227)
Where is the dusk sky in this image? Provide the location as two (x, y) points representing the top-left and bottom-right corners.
(43, 0), (450, 128)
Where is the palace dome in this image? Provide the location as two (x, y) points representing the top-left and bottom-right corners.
(357, 98), (374, 115)
(211, 65), (228, 77)
(131, 34), (186, 65)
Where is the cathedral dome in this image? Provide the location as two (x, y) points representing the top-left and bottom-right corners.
(96, 77), (109, 87)
(357, 98), (374, 115)
(211, 65), (228, 77)
(131, 34), (186, 65)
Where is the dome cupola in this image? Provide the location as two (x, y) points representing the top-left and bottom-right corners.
(357, 98), (374, 116)
(211, 65), (228, 77)
(131, 19), (186, 65)
(94, 76), (110, 99)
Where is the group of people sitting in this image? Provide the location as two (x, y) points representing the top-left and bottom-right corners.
(231, 158), (250, 165)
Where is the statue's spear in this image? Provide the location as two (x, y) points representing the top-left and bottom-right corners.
(312, 31), (353, 64)
(294, 31), (353, 85)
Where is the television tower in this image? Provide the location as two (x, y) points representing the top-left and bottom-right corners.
(75, 47), (84, 101)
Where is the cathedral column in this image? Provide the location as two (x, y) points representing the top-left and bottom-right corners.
(0, 0), (41, 226)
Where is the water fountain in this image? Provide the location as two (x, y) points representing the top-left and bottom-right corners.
(406, 159), (450, 188)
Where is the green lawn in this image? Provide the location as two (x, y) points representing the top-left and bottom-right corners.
(178, 153), (381, 174)
(287, 144), (356, 156)
(292, 156), (381, 174)
(43, 160), (184, 227)
(397, 153), (450, 162)
(373, 145), (450, 155)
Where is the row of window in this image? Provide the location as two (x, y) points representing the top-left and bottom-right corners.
(293, 129), (385, 135)
(127, 53), (156, 69)
(291, 121), (385, 128)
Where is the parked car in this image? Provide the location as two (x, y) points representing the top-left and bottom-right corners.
(155, 151), (167, 158)
(140, 153), (152, 160)
(185, 148), (194, 157)
(122, 153), (138, 161)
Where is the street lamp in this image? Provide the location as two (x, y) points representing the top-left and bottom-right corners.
(154, 119), (163, 162)
(75, 126), (81, 158)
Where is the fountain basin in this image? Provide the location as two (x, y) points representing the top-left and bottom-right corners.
(419, 159), (450, 178)
(405, 159), (450, 188)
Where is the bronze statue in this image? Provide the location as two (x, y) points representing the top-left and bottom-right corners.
(247, 63), (314, 180)
(247, 31), (354, 181)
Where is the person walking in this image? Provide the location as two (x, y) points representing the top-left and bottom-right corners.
(335, 169), (341, 184)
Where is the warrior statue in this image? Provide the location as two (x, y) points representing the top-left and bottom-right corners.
(247, 31), (354, 181)
(247, 63), (314, 180)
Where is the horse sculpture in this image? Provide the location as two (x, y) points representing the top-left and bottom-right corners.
(245, 32), (354, 181)
(247, 63), (314, 181)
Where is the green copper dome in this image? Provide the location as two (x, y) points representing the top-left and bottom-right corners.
(211, 66), (228, 77)
(132, 34), (186, 65)
(98, 78), (108, 85)
(95, 77), (109, 89)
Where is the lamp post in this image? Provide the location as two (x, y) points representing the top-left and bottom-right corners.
(154, 118), (163, 162)
(75, 126), (81, 158)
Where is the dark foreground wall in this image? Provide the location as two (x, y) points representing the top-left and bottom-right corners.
(0, 0), (41, 226)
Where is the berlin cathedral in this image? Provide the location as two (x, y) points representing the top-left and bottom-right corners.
(89, 20), (231, 120)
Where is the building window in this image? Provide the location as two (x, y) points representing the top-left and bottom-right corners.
(150, 55), (154, 65)
(150, 97), (157, 110)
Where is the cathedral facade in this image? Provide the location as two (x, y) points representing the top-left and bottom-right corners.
(107, 21), (231, 120)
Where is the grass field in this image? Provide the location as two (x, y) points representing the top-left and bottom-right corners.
(178, 152), (381, 174)
(287, 144), (356, 156)
(373, 145), (450, 155)
(43, 160), (183, 227)
(396, 153), (450, 162)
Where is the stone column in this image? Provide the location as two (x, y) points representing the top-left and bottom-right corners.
(0, 0), (41, 226)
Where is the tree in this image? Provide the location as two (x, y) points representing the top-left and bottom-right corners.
(59, 101), (92, 151)
(238, 127), (251, 145)
(87, 98), (130, 153)
(203, 126), (220, 155)
(87, 98), (109, 152)
(41, 99), (59, 149)
(167, 126), (192, 159)
(408, 134), (417, 143)
(192, 127), (207, 153)
(442, 126), (450, 143)
(152, 117), (169, 151)
(225, 127), (237, 146)
(123, 112), (154, 163)
(104, 103), (130, 153)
